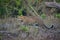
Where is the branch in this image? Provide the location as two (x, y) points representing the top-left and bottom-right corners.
(24, 0), (40, 17)
(45, 2), (60, 9)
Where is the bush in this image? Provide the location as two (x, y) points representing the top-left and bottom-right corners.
(0, 6), (6, 18)
(0, 0), (24, 18)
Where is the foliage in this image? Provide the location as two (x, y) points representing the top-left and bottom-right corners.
(0, 0), (9, 18)
(0, 6), (6, 18)
(56, 0), (60, 3)
(18, 8), (23, 16)
(15, 0), (22, 6)
(54, 13), (60, 18)
(0, 0), (60, 18)
(0, 0), (24, 18)
(0, 36), (2, 40)
(0, 33), (3, 40)
(20, 25), (29, 32)
(40, 13), (46, 19)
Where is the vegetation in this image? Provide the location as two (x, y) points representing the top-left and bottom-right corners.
(0, 33), (3, 40)
(56, 0), (60, 3)
(0, 0), (60, 40)
(0, 0), (60, 18)
(20, 25), (29, 32)
(54, 13), (60, 18)
(0, 0), (24, 18)
(40, 13), (46, 19)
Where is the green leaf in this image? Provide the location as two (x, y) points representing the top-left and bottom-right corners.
(20, 26), (29, 32)
(41, 13), (46, 19)
(18, 9), (23, 16)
